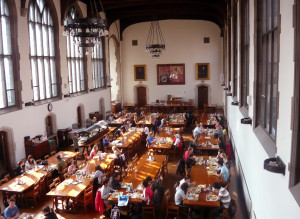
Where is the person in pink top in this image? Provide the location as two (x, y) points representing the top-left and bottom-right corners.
(184, 147), (194, 161)
(90, 145), (99, 159)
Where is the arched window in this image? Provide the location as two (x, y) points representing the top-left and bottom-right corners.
(92, 39), (105, 89)
(0, 0), (16, 109)
(66, 7), (86, 94)
(28, 0), (58, 101)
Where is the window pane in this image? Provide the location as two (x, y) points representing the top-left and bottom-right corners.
(42, 24), (49, 56)
(50, 58), (56, 84)
(0, 59), (6, 108)
(262, 0), (267, 33)
(273, 0), (278, 27)
(49, 26), (55, 56)
(267, 0), (272, 31)
(35, 23), (43, 56)
(31, 59), (38, 86)
(4, 57), (13, 90)
(2, 16), (11, 55)
(44, 58), (51, 98)
(29, 23), (36, 55)
(37, 58), (45, 99)
(6, 89), (15, 106)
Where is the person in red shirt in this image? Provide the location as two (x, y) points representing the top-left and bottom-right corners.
(141, 179), (153, 206)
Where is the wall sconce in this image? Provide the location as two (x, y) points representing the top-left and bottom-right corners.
(63, 94), (71, 98)
(25, 101), (35, 107)
(89, 89), (95, 92)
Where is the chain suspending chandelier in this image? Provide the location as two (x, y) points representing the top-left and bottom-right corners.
(63, 0), (108, 48)
(145, 19), (166, 59)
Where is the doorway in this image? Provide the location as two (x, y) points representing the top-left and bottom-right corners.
(45, 116), (54, 137)
(137, 86), (147, 106)
(198, 86), (208, 109)
(0, 131), (10, 171)
(77, 106), (82, 128)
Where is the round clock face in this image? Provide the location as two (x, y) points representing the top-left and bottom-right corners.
(48, 103), (53, 112)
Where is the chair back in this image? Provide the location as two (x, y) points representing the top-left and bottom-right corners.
(49, 182), (56, 191)
(0, 178), (7, 186)
(4, 174), (10, 181)
(51, 151), (56, 156)
(84, 185), (93, 202)
(34, 181), (40, 197)
(53, 177), (60, 186)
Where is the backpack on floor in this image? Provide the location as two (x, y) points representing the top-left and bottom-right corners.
(110, 206), (120, 219)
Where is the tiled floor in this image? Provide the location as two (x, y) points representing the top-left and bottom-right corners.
(0, 117), (249, 219)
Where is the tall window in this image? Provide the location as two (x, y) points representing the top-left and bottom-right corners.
(92, 40), (105, 89)
(0, 0), (15, 109)
(28, 0), (58, 101)
(232, 0), (238, 96)
(256, 0), (279, 139)
(241, 0), (249, 108)
(227, 3), (232, 91)
(67, 7), (86, 94)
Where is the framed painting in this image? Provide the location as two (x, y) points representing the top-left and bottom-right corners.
(196, 63), (210, 80)
(157, 64), (185, 85)
(134, 65), (147, 81)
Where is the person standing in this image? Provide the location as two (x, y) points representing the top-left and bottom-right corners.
(72, 132), (79, 152)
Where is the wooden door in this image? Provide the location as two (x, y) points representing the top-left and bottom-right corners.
(46, 116), (53, 137)
(0, 131), (10, 170)
(77, 106), (82, 128)
(198, 86), (208, 109)
(137, 87), (147, 106)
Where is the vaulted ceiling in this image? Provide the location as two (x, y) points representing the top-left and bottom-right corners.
(78, 0), (228, 38)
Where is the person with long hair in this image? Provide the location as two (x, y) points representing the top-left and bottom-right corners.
(175, 182), (189, 206)
(90, 145), (99, 159)
(68, 160), (77, 175)
(94, 164), (105, 185)
(25, 155), (37, 171)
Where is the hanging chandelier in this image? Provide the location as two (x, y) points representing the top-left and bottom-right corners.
(145, 20), (166, 59)
(63, 0), (108, 48)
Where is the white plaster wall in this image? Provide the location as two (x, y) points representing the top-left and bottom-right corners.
(0, 0), (111, 163)
(226, 0), (300, 218)
(121, 20), (224, 106)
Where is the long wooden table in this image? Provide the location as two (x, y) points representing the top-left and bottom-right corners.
(109, 115), (128, 127)
(145, 103), (194, 113)
(183, 156), (220, 208)
(168, 114), (186, 127)
(85, 154), (115, 173)
(46, 175), (93, 199)
(109, 154), (166, 203)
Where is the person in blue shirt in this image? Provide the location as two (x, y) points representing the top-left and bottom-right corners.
(103, 136), (110, 150)
(147, 132), (155, 148)
(4, 198), (19, 219)
(214, 159), (229, 183)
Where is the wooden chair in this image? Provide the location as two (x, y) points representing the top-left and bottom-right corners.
(44, 155), (50, 160)
(46, 171), (53, 190)
(40, 176), (46, 195)
(163, 155), (169, 175)
(24, 181), (40, 206)
(49, 182), (65, 211)
(164, 189), (179, 219)
(223, 191), (238, 219)
(53, 177), (61, 186)
(63, 173), (69, 180)
(77, 185), (94, 212)
(0, 178), (7, 186)
(51, 151), (56, 156)
(142, 205), (155, 218)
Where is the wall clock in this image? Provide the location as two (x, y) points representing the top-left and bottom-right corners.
(47, 103), (53, 112)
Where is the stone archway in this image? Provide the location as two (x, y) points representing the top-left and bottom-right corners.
(0, 127), (16, 171)
(109, 34), (121, 102)
(45, 113), (57, 137)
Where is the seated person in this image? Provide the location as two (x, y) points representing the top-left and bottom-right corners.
(218, 136), (226, 151)
(144, 125), (150, 136)
(15, 160), (25, 176)
(184, 147), (194, 161)
(90, 145), (99, 159)
(175, 182), (189, 206)
(94, 164), (105, 185)
(214, 126), (224, 141)
(103, 136), (110, 150)
(42, 205), (58, 219)
(179, 174), (195, 187)
(141, 179), (153, 206)
(145, 176), (161, 192)
(147, 132), (155, 147)
(25, 155), (37, 171)
(92, 117), (97, 124)
(193, 123), (204, 138)
(4, 198), (20, 219)
(68, 160), (77, 175)
(100, 179), (114, 204)
(109, 173), (121, 190)
(185, 153), (196, 172)
(214, 159), (229, 183)
(212, 182), (231, 216)
(56, 154), (66, 176)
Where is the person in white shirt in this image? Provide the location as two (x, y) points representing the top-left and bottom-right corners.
(175, 182), (189, 206)
(94, 164), (105, 185)
(193, 123), (204, 138)
(179, 174), (195, 187)
(144, 125), (150, 135)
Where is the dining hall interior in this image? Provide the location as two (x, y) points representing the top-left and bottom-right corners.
(0, 0), (300, 218)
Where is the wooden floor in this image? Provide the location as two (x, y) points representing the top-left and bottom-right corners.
(0, 114), (249, 219)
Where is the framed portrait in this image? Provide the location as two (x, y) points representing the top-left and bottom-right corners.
(134, 65), (147, 81)
(157, 64), (185, 85)
(196, 63), (210, 80)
